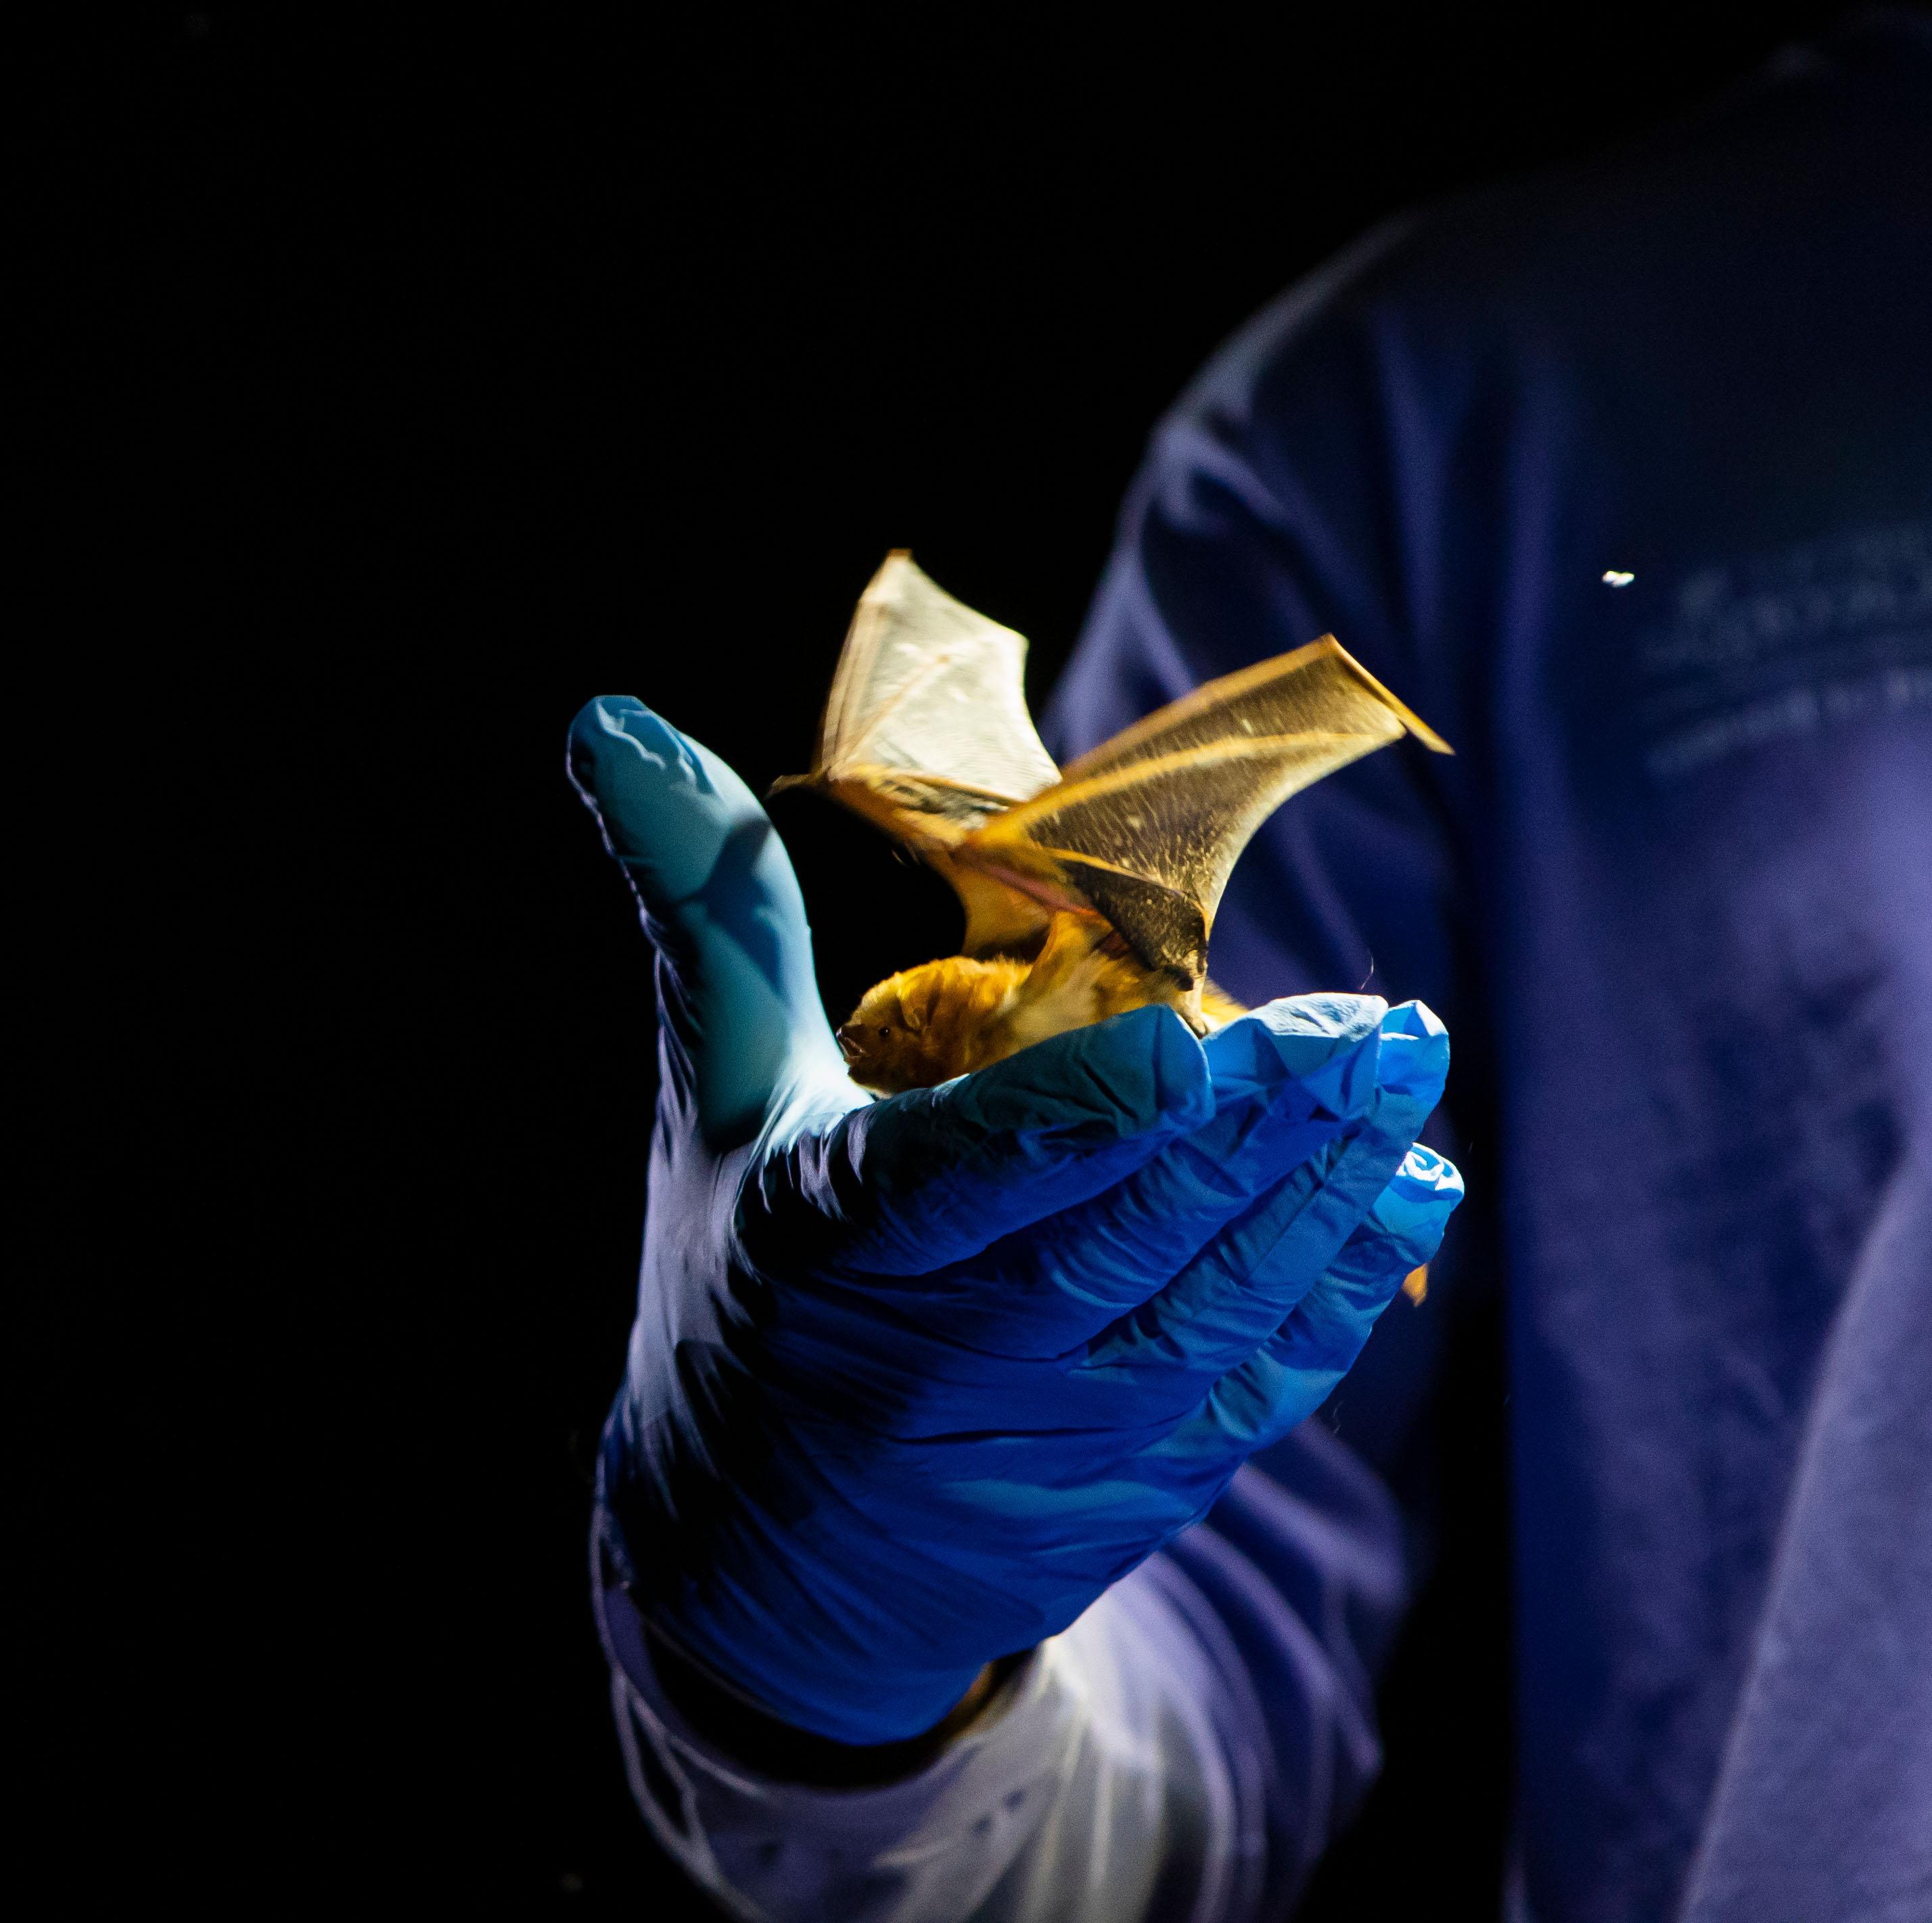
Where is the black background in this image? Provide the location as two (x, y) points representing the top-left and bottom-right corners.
(30, 5), (1876, 1913)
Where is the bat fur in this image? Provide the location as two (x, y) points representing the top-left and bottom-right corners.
(837, 910), (1245, 1095)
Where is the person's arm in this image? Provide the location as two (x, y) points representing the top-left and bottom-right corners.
(596, 1419), (1406, 1923)
(571, 224), (1475, 1923)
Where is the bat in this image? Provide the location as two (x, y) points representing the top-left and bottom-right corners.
(780, 551), (1452, 1110)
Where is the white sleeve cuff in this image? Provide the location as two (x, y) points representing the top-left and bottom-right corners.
(595, 1545), (1264, 1923)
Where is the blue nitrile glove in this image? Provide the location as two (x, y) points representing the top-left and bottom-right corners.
(570, 696), (1464, 1746)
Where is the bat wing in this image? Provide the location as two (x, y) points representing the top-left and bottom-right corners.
(784, 551), (1065, 954)
(957, 637), (1452, 985)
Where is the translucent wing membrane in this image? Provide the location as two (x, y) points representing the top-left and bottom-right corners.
(806, 552), (1061, 847)
(787, 560), (1452, 988)
(959, 639), (1452, 981)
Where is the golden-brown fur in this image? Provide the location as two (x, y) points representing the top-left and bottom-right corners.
(837, 912), (1245, 1095)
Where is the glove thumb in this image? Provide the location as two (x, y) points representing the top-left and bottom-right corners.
(568, 697), (843, 1144)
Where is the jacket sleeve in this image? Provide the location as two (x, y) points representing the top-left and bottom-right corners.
(597, 1425), (1406, 1923)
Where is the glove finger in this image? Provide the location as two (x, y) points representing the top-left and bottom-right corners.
(1078, 1003), (1450, 1389)
(727, 1139), (1457, 1453)
(568, 697), (844, 1144)
(1139, 1144), (1465, 1474)
(740, 1003), (1214, 1278)
(838, 995), (1390, 1354)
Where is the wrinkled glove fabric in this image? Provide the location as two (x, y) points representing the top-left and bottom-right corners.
(570, 696), (1461, 1745)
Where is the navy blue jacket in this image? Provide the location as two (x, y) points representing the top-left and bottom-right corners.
(1046, 12), (1931, 1917)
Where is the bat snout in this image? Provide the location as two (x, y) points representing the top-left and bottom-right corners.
(836, 1022), (865, 1063)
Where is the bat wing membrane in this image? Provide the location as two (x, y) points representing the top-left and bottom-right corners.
(806, 552), (1061, 846)
(790, 568), (1452, 983)
(782, 551), (1069, 955)
(959, 638), (1452, 982)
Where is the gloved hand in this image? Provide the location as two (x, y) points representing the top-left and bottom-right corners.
(570, 696), (1463, 1746)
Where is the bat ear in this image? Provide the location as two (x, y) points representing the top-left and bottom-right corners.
(897, 964), (952, 1033)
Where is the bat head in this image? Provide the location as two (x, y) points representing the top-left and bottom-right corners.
(836, 954), (1026, 1095)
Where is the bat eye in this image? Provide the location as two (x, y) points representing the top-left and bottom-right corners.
(878, 1025), (892, 1039)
